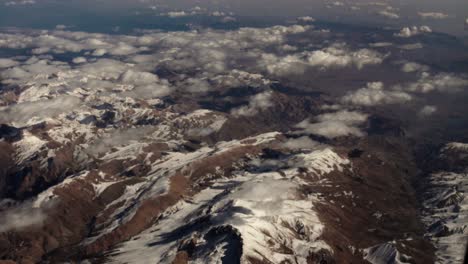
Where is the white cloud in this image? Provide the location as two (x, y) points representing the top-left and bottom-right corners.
(78, 58), (128, 79)
(119, 69), (159, 85)
(399, 72), (468, 93)
(377, 10), (399, 19)
(211, 70), (271, 89)
(55, 24), (68, 30)
(178, 77), (212, 93)
(231, 91), (274, 117)
(342, 82), (412, 106)
(121, 82), (172, 99)
(305, 45), (385, 69)
(0, 58), (69, 82)
(0, 58), (19, 68)
(220, 16), (236, 23)
(419, 105), (437, 117)
(117, 69), (172, 99)
(297, 16), (315, 22)
(87, 126), (155, 156)
(92, 48), (107, 56)
(316, 110), (368, 124)
(211, 11), (225, 17)
(401, 62), (429, 73)
(0, 200), (53, 233)
(395, 26), (432, 38)
(186, 127), (216, 137)
(0, 95), (82, 126)
(261, 44), (385, 75)
(369, 42), (393, 48)
(4, 0), (35, 6)
(398, 43), (423, 50)
(296, 110), (368, 139)
(326, 1), (345, 8)
(280, 136), (319, 150)
(166, 11), (189, 18)
(72, 57), (87, 64)
(418, 12), (449, 19)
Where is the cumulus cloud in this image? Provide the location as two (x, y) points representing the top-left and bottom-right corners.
(400, 62), (429, 73)
(418, 105), (437, 117)
(0, 30), (141, 55)
(186, 127), (216, 137)
(212, 70), (271, 89)
(117, 69), (173, 98)
(377, 10), (399, 19)
(306, 45), (384, 69)
(0, 200), (52, 233)
(72, 57), (87, 64)
(326, 1), (345, 8)
(395, 26), (432, 37)
(231, 91), (274, 117)
(220, 16), (236, 23)
(316, 110), (368, 124)
(119, 69), (159, 85)
(0, 24), (324, 128)
(0, 24), (311, 86)
(0, 58), (69, 82)
(0, 58), (19, 68)
(178, 77), (212, 93)
(87, 126), (155, 156)
(4, 0), (35, 6)
(121, 82), (172, 99)
(369, 42), (393, 48)
(0, 96), (82, 126)
(280, 136), (319, 150)
(83, 57), (128, 74)
(398, 43), (423, 50)
(296, 110), (368, 139)
(166, 11), (188, 18)
(418, 12), (449, 19)
(261, 53), (306, 76)
(261, 44), (385, 75)
(55, 24), (68, 30)
(398, 72), (468, 93)
(297, 16), (315, 22)
(341, 82), (412, 106)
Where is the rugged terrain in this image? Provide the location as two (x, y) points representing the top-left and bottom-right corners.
(0, 84), (442, 263)
(0, 21), (466, 264)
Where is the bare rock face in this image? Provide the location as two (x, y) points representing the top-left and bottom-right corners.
(419, 143), (468, 263)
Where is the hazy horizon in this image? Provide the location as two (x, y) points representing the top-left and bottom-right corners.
(0, 0), (467, 36)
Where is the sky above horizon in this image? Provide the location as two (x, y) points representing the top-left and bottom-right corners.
(0, 0), (467, 36)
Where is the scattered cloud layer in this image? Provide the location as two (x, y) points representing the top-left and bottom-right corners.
(280, 136), (319, 150)
(399, 72), (468, 93)
(342, 82), (412, 106)
(297, 110), (368, 139)
(401, 62), (429, 73)
(418, 12), (449, 19)
(297, 16), (315, 22)
(87, 126), (155, 156)
(0, 58), (19, 68)
(4, 0), (35, 6)
(395, 26), (432, 37)
(0, 96), (82, 126)
(232, 91), (274, 117)
(0, 200), (52, 233)
(377, 10), (399, 19)
(261, 43), (385, 76)
(419, 105), (437, 117)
